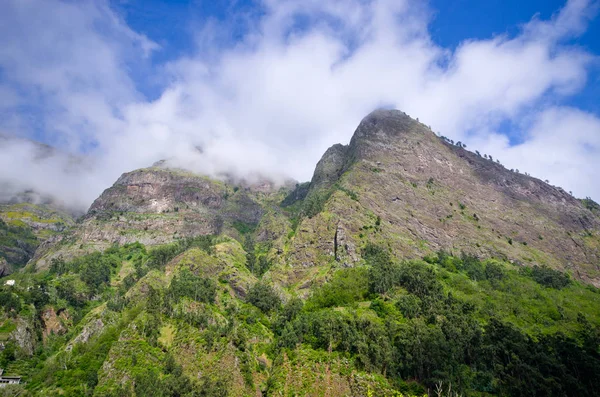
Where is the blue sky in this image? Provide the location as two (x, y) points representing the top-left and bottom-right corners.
(113, 0), (600, 113)
(0, 0), (600, 209)
(430, 0), (600, 114)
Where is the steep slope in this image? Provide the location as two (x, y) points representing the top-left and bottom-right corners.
(34, 166), (293, 269)
(0, 134), (80, 274)
(0, 203), (74, 275)
(2, 109), (600, 396)
(283, 109), (600, 285)
(2, 233), (600, 396)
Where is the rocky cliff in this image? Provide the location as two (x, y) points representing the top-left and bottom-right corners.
(282, 109), (600, 285)
(23, 109), (600, 286)
(0, 203), (74, 274)
(33, 166), (293, 269)
(2, 109), (600, 397)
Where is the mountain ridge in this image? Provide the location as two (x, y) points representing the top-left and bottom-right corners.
(1, 109), (600, 396)
(278, 108), (600, 285)
(19, 108), (600, 286)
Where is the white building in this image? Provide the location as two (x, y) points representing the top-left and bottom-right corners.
(0, 369), (21, 387)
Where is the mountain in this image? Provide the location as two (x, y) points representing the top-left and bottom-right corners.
(0, 134), (80, 275)
(282, 109), (600, 285)
(1, 109), (600, 396)
(0, 202), (74, 275)
(34, 110), (600, 285)
(32, 166), (294, 270)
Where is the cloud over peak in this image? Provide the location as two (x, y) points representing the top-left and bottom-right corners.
(0, 0), (599, 211)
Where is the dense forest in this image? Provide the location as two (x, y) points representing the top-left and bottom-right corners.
(1, 236), (599, 396)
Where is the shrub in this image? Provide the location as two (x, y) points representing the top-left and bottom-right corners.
(303, 191), (331, 218)
(528, 265), (571, 289)
(0, 291), (21, 315)
(458, 252), (485, 281)
(364, 244), (398, 294)
(167, 268), (216, 304)
(306, 267), (369, 309)
(484, 262), (505, 282)
(247, 282), (281, 313)
(397, 261), (443, 301)
(582, 197), (599, 212)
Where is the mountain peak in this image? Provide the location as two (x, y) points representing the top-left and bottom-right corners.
(353, 108), (423, 140)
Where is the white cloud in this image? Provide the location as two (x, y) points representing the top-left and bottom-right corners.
(0, 0), (599, 212)
(474, 107), (600, 196)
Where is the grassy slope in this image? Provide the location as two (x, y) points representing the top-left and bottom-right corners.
(0, 233), (598, 396)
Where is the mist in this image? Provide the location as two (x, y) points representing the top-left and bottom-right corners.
(0, 0), (599, 213)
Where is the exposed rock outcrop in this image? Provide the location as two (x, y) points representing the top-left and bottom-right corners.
(285, 109), (600, 285)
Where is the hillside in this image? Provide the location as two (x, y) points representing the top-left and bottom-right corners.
(0, 109), (599, 396)
(0, 203), (74, 275)
(32, 166), (294, 270)
(280, 109), (600, 286)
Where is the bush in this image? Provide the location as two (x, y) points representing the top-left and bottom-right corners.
(458, 252), (485, 281)
(147, 244), (180, 269)
(167, 268), (216, 304)
(397, 261), (443, 301)
(303, 190), (332, 218)
(528, 265), (571, 289)
(0, 291), (21, 316)
(364, 243), (397, 294)
(80, 255), (112, 290)
(582, 197), (599, 212)
(396, 294), (422, 319)
(484, 262), (505, 282)
(247, 282), (281, 313)
(306, 267), (369, 309)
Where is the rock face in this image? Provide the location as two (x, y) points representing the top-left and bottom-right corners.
(25, 108), (600, 285)
(82, 168), (228, 244)
(41, 307), (68, 341)
(10, 318), (36, 356)
(285, 109), (600, 285)
(34, 167), (291, 269)
(0, 203), (74, 274)
(310, 143), (349, 191)
(67, 318), (105, 351)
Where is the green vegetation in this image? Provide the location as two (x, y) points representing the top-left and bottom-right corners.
(582, 196), (599, 211)
(299, 182), (359, 219)
(275, 249), (600, 395)
(167, 268), (216, 304)
(337, 185), (359, 201)
(247, 282), (281, 313)
(303, 190), (332, 218)
(524, 265), (572, 289)
(1, 237), (599, 396)
(231, 220), (256, 235)
(0, 218), (38, 268)
(305, 267), (369, 310)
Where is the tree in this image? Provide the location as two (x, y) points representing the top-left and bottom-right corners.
(247, 282), (281, 313)
(0, 291), (21, 316)
(364, 244), (397, 294)
(167, 268), (216, 304)
(50, 256), (68, 275)
(80, 257), (111, 290)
